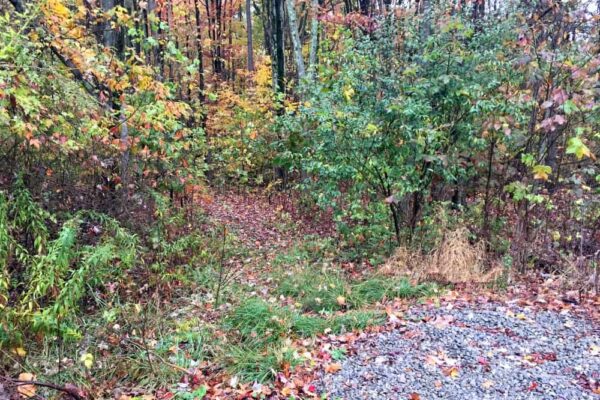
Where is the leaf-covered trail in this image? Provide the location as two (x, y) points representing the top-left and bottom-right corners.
(198, 189), (334, 252)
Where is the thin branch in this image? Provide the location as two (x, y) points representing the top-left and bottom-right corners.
(2, 377), (86, 400)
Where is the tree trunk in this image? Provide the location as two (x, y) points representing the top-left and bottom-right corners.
(419, 0), (431, 41)
(101, 0), (116, 48)
(359, 0), (369, 15)
(119, 104), (130, 213)
(273, 0), (285, 95)
(308, 0), (319, 78)
(285, 0), (305, 80)
(194, 0), (206, 105)
(9, 0), (24, 12)
(246, 0), (255, 71)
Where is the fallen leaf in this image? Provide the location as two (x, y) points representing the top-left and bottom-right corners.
(408, 393), (420, 400)
(12, 347), (27, 357)
(17, 373), (36, 398)
(450, 367), (459, 378)
(324, 362), (342, 373)
(443, 366), (459, 379)
(80, 353), (94, 369)
(430, 315), (454, 329)
(385, 306), (402, 324)
(482, 380), (494, 389)
(336, 296), (346, 306)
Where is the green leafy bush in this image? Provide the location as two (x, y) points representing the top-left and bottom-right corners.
(0, 185), (138, 346)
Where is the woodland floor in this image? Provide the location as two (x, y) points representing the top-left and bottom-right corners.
(6, 190), (599, 400)
(194, 190), (600, 399)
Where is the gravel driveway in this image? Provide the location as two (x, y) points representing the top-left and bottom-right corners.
(316, 303), (600, 399)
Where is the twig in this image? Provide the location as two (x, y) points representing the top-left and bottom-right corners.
(1, 377), (86, 400)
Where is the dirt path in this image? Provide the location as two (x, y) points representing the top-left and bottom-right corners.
(199, 189), (334, 252)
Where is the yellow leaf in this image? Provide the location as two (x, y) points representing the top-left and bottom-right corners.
(516, 313), (527, 320)
(336, 296), (346, 306)
(80, 353), (94, 369)
(343, 86), (355, 102)
(46, 0), (70, 18)
(444, 366), (459, 378)
(12, 347), (27, 357)
(17, 373), (36, 398)
(532, 164), (551, 181)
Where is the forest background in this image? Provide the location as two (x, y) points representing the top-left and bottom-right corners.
(0, 0), (599, 397)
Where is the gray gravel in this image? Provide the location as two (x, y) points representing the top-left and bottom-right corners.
(316, 303), (600, 399)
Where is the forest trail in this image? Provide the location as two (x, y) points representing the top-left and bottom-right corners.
(198, 189), (334, 252)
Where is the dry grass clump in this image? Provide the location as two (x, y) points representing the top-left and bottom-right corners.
(381, 227), (503, 285)
(554, 253), (599, 295)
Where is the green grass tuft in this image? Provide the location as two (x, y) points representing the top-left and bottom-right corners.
(225, 344), (298, 383)
(290, 314), (328, 337)
(277, 269), (349, 312)
(224, 298), (291, 344)
(330, 310), (386, 334)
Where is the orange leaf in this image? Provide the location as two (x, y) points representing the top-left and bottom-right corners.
(324, 363), (342, 373)
(17, 373), (36, 398)
(443, 366), (459, 378)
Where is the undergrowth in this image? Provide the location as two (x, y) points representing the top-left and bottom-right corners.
(1, 186), (439, 392)
(223, 265), (434, 383)
(276, 267), (436, 312)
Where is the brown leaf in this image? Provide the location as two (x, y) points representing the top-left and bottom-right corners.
(443, 366), (460, 379)
(17, 373), (36, 398)
(430, 315), (454, 329)
(324, 363), (342, 374)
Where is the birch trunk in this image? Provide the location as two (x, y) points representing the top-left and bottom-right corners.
(285, 0), (305, 80)
(308, 0), (319, 78)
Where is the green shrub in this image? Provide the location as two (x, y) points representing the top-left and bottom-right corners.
(0, 185), (138, 346)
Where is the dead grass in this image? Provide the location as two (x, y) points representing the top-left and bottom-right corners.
(554, 253), (599, 295)
(381, 227), (503, 285)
